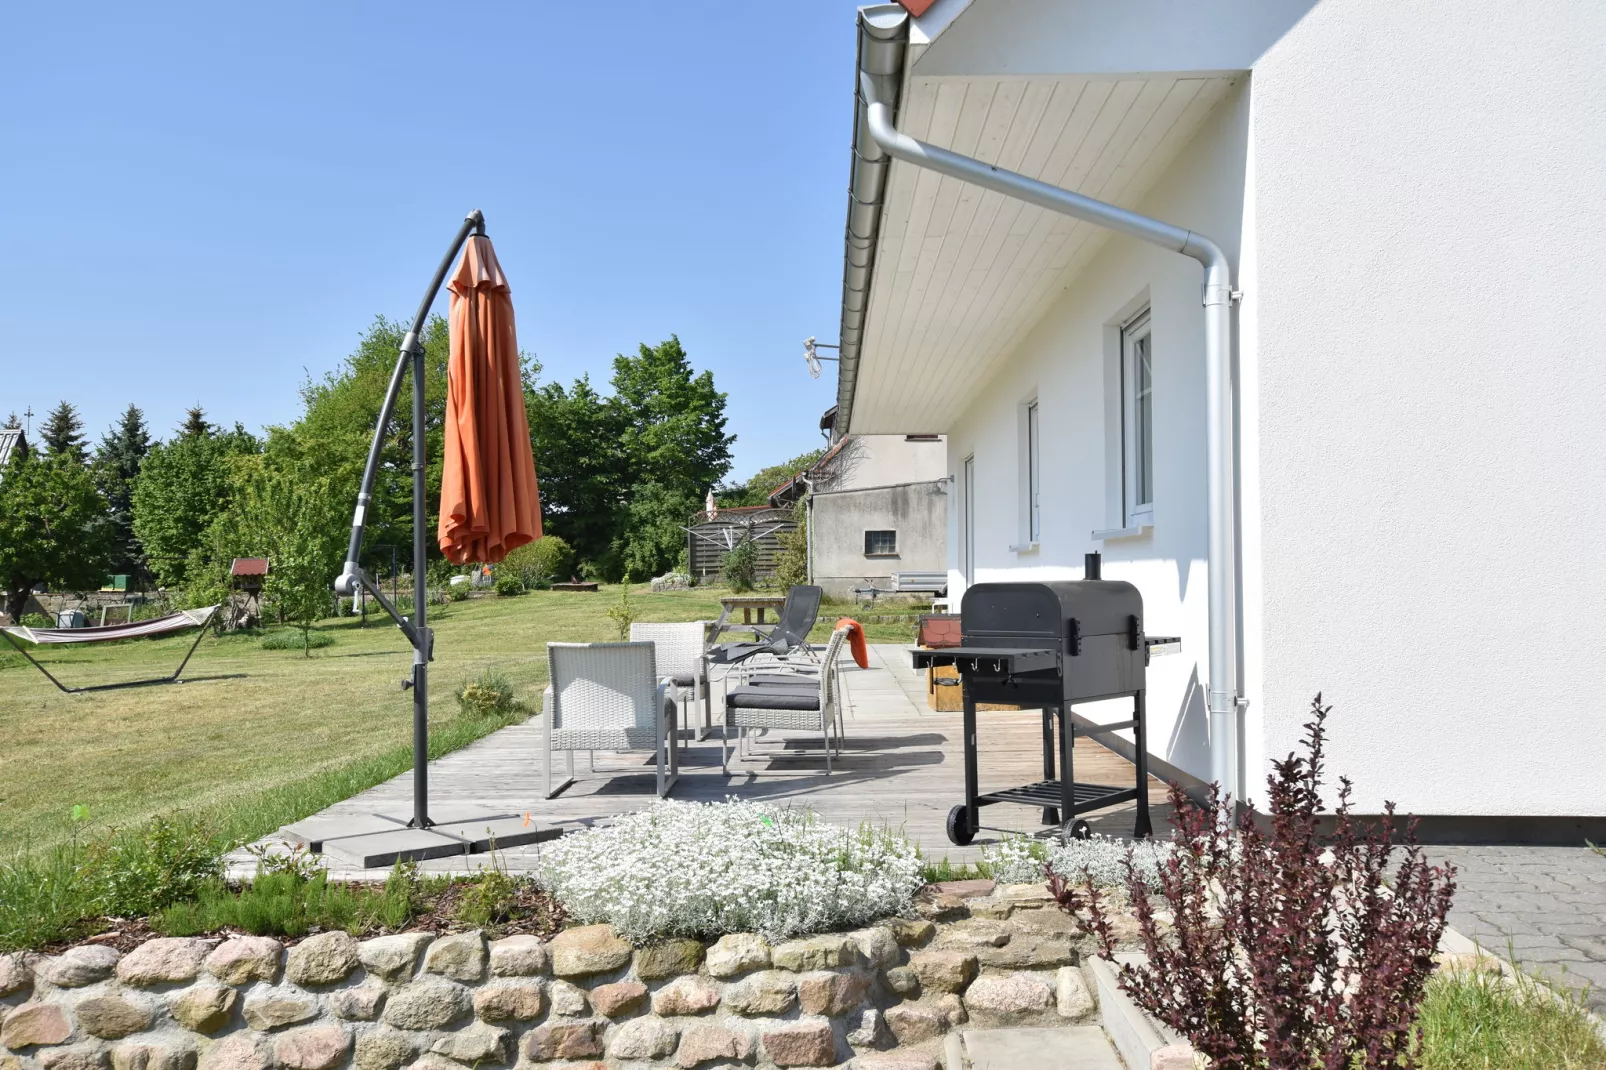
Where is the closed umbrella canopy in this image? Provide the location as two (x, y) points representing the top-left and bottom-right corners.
(437, 235), (542, 564)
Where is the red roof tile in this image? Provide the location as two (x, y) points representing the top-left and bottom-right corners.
(897, 0), (938, 16)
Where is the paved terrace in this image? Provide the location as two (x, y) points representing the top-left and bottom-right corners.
(244, 644), (1606, 1016)
(240, 644), (1166, 879)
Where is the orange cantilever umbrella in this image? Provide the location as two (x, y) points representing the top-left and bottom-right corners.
(437, 235), (542, 564)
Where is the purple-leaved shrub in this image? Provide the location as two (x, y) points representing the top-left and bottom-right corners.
(1051, 695), (1456, 1069)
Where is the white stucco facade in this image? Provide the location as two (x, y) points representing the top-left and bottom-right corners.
(848, 0), (1606, 817)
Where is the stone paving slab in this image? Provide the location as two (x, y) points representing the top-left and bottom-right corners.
(960, 1026), (1122, 1070)
(1431, 843), (1606, 1014)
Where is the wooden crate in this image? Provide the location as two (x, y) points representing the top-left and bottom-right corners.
(926, 663), (1022, 712)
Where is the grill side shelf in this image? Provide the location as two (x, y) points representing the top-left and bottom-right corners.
(910, 646), (1058, 675)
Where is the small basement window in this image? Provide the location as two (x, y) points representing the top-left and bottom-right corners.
(864, 530), (898, 556)
(905, 434), (940, 441)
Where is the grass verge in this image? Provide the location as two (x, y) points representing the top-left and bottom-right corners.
(1416, 964), (1606, 1070)
(0, 704), (524, 951)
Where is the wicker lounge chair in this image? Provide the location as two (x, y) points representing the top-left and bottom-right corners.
(707, 585), (823, 669)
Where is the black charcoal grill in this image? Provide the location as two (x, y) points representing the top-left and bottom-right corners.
(911, 553), (1176, 845)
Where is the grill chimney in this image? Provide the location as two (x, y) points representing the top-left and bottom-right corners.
(1084, 551), (1102, 580)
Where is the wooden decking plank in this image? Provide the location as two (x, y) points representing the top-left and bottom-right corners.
(245, 646), (1174, 878)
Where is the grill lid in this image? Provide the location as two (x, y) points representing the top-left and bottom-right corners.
(961, 580), (1142, 638)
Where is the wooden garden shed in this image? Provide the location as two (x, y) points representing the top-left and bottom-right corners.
(685, 506), (796, 586)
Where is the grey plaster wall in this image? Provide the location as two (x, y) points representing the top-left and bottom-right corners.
(810, 481), (947, 598)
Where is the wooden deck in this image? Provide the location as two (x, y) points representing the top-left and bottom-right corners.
(243, 646), (1171, 878)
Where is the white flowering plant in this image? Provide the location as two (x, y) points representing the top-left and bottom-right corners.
(535, 799), (926, 943)
(980, 833), (1172, 890)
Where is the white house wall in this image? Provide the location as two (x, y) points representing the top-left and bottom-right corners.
(831, 435), (949, 491)
(1247, 0), (1606, 817)
(945, 82), (1253, 789)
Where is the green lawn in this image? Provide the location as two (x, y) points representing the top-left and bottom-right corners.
(0, 585), (921, 853)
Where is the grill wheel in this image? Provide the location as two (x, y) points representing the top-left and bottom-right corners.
(945, 804), (975, 846)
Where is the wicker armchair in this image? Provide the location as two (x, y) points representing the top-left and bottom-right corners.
(722, 626), (850, 775)
(630, 621), (712, 739)
(544, 641), (678, 799)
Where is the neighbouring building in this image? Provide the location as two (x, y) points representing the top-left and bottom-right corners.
(828, 0), (1605, 836)
(770, 415), (948, 598)
(0, 426), (28, 480)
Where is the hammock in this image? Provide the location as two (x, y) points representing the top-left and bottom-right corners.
(1, 605), (219, 693)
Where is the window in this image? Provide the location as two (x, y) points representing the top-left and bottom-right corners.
(1026, 400), (1042, 542)
(1121, 309), (1154, 523)
(864, 529), (898, 556)
(905, 434), (940, 442)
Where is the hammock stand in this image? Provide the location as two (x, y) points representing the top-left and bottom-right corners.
(0, 605), (219, 694)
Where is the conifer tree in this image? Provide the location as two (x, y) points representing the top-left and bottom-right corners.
(40, 401), (87, 463)
(95, 404), (153, 580)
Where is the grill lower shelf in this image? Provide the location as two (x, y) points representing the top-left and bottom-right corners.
(978, 780), (1137, 811)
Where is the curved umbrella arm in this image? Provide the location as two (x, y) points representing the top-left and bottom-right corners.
(334, 209), (485, 656)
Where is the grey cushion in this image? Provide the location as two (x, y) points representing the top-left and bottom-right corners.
(669, 671), (697, 687)
(746, 673), (818, 687)
(725, 686), (819, 711)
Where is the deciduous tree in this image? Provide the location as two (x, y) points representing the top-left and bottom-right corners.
(612, 336), (734, 505)
(229, 464), (347, 655)
(288, 315), (455, 576)
(0, 453), (112, 621)
(617, 481), (701, 581)
(716, 448), (825, 507)
(526, 375), (629, 571)
(132, 425), (259, 588)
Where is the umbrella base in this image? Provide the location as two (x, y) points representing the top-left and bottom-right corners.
(283, 805), (560, 868)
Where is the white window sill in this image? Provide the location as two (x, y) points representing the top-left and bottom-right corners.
(1008, 542), (1040, 554)
(1091, 524), (1152, 542)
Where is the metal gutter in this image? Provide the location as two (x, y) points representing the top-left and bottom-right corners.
(856, 67), (1246, 802)
(835, 4), (911, 440)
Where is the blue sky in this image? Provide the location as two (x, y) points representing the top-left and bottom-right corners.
(1, 2), (865, 482)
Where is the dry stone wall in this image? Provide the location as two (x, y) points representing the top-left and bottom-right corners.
(0, 883), (1116, 1070)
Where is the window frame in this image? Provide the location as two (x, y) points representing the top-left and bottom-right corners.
(961, 455), (975, 583)
(1026, 400), (1042, 543)
(863, 529), (898, 557)
(1120, 308), (1154, 525)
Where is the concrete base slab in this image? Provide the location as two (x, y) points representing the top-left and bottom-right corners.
(961, 1026), (1122, 1070)
(284, 806), (562, 868)
(431, 815), (563, 853)
(319, 828), (472, 868)
(280, 811), (406, 848)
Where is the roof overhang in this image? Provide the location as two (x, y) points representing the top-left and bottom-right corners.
(833, 2), (1312, 435)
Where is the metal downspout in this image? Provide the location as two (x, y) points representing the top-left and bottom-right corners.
(857, 71), (1243, 800)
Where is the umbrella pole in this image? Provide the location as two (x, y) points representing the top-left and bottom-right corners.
(335, 209), (487, 831)
(408, 331), (431, 828)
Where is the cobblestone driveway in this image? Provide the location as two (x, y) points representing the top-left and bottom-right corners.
(1432, 844), (1606, 1015)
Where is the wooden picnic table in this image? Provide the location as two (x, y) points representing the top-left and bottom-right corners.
(711, 594), (788, 638)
